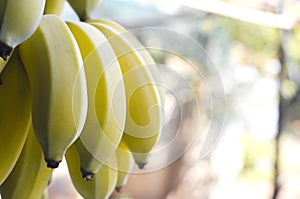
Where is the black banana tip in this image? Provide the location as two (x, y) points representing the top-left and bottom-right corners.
(80, 168), (95, 181)
(115, 186), (122, 192)
(45, 159), (61, 168)
(0, 41), (12, 61)
(137, 162), (147, 170)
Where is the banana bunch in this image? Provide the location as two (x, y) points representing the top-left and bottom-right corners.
(0, 3), (164, 198)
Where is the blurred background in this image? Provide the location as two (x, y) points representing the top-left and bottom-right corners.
(48, 0), (300, 198)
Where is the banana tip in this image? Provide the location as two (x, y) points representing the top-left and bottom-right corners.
(45, 159), (61, 168)
(137, 162), (147, 170)
(80, 168), (95, 181)
(0, 41), (12, 61)
(115, 186), (123, 192)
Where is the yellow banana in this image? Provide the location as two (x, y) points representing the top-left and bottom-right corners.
(19, 14), (88, 168)
(89, 21), (163, 169)
(67, 0), (101, 21)
(0, 50), (31, 185)
(67, 21), (126, 179)
(115, 139), (134, 192)
(66, 144), (118, 199)
(44, 0), (65, 15)
(0, 0), (45, 61)
(91, 19), (165, 104)
(1, 125), (52, 199)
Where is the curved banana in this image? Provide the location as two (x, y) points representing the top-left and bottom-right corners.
(1, 125), (52, 199)
(0, 0), (45, 61)
(0, 51), (31, 185)
(115, 139), (134, 192)
(66, 144), (118, 199)
(67, 0), (101, 21)
(91, 19), (165, 105)
(44, 0), (65, 15)
(67, 21), (126, 179)
(18, 14), (88, 169)
(89, 21), (163, 169)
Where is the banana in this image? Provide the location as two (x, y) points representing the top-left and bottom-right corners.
(89, 21), (164, 169)
(18, 14), (88, 169)
(90, 19), (165, 105)
(67, 0), (101, 21)
(115, 139), (134, 192)
(1, 125), (52, 199)
(0, 50), (31, 185)
(66, 144), (118, 199)
(66, 21), (126, 179)
(0, 0), (45, 61)
(44, 0), (66, 15)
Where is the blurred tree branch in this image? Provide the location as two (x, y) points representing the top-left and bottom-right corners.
(272, 41), (287, 199)
(271, 1), (297, 198)
(182, 0), (298, 30)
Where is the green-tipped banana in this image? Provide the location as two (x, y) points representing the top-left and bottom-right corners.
(44, 0), (65, 15)
(19, 14), (88, 169)
(0, 0), (45, 61)
(67, 0), (101, 21)
(115, 139), (134, 192)
(67, 21), (126, 179)
(0, 51), (31, 185)
(66, 145), (118, 199)
(89, 21), (163, 169)
(1, 125), (52, 199)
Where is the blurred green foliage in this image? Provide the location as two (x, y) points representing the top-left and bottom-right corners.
(217, 16), (280, 67)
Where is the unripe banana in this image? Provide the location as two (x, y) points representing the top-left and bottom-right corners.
(67, 21), (126, 179)
(66, 144), (118, 199)
(67, 0), (101, 21)
(115, 139), (134, 192)
(0, 0), (45, 61)
(44, 0), (66, 15)
(19, 14), (88, 169)
(1, 125), (52, 199)
(0, 50), (31, 185)
(89, 21), (163, 169)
